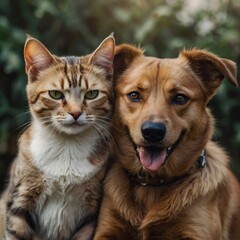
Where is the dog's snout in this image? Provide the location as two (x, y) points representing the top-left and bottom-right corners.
(141, 121), (166, 143)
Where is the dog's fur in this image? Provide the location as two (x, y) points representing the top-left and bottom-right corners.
(94, 45), (240, 240)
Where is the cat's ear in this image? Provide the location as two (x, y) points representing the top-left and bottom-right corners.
(89, 35), (115, 75)
(24, 36), (55, 80)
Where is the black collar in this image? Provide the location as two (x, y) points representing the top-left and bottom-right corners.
(127, 150), (206, 187)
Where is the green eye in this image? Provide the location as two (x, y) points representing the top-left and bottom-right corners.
(49, 90), (64, 100)
(85, 90), (99, 100)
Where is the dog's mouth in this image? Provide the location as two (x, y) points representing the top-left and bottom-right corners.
(137, 146), (167, 171)
(136, 131), (185, 172)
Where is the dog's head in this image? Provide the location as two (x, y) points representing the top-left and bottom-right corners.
(113, 45), (237, 175)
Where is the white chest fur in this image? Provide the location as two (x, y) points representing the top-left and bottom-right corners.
(29, 121), (103, 239)
(36, 181), (94, 240)
(30, 121), (99, 181)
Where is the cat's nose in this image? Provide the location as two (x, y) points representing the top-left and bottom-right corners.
(69, 112), (82, 120)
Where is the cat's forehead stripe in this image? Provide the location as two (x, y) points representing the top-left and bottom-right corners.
(63, 58), (89, 89)
(60, 78), (64, 90)
(78, 74), (83, 88)
(84, 76), (89, 90)
(64, 61), (72, 88)
(80, 63), (84, 74)
(71, 65), (78, 88)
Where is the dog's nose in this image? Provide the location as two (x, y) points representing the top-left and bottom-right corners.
(141, 121), (166, 143)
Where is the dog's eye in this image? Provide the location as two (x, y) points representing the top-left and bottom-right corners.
(172, 94), (189, 105)
(128, 91), (141, 102)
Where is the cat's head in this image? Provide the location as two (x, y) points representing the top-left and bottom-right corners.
(24, 35), (115, 136)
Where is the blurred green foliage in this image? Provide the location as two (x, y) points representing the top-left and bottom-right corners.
(0, 0), (240, 189)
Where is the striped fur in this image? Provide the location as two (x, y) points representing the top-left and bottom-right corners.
(0, 35), (115, 240)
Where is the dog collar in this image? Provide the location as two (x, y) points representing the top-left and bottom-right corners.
(127, 150), (206, 187)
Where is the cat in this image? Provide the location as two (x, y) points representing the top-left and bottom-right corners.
(0, 34), (115, 240)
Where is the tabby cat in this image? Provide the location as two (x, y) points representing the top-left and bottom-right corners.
(0, 35), (115, 240)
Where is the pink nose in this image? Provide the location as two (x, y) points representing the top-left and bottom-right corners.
(69, 112), (82, 120)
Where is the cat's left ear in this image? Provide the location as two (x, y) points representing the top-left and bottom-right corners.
(24, 36), (55, 81)
(89, 35), (115, 75)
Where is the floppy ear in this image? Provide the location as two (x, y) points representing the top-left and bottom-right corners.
(24, 36), (55, 81)
(89, 35), (115, 76)
(113, 44), (144, 80)
(181, 49), (238, 98)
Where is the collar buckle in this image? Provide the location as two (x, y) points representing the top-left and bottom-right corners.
(198, 150), (206, 168)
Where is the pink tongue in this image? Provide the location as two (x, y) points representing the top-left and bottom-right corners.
(137, 146), (167, 171)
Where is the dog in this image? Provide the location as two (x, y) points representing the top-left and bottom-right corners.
(93, 45), (240, 240)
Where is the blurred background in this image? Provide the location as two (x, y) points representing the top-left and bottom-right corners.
(0, 0), (240, 191)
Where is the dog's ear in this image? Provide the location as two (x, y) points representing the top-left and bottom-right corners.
(114, 44), (144, 80)
(181, 49), (238, 98)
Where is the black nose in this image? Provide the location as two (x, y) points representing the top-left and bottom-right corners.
(141, 121), (166, 143)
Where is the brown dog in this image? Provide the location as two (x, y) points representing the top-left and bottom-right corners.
(93, 45), (240, 240)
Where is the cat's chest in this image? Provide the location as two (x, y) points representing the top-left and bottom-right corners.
(36, 179), (97, 240)
(30, 130), (99, 180)
(29, 125), (104, 239)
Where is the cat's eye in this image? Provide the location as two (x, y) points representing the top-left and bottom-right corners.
(171, 94), (189, 105)
(128, 91), (141, 102)
(85, 90), (99, 100)
(49, 90), (64, 100)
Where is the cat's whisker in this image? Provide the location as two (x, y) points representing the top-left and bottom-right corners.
(38, 116), (52, 121)
(16, 121), (32, 136)
(15, 121), (31, 130)
(34, 118), (60, 137)
(15, 115), (51, 134)
(93, 122), (112, 144)
(93, 117), (111, 122)
(86, 117), (110, 128)
(86, 115), (110, 124)
(16, 110), (31, 119)
(47, 123), (60, 137)
(90, 123), (109, 148)
(94, 118), (121, 132)
(94, 115), (111, 120)
(85, 116), (118, 150)
(38, 120), (52, 126)
(90, 121), (117, 151)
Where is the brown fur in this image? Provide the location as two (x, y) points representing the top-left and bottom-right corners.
(0, 35), (115, 240)
(94, 45), (240, 239)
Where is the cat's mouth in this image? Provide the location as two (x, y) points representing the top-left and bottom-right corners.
(61, 122), (81, 129)
(61, 118), (86, 127)
(64, 122), (82, 126)
(58, 120), (89, 135)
